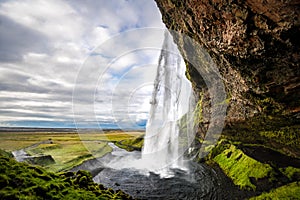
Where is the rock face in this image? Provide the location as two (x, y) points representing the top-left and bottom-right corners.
(155, 0), (299, 118)
(154, 0), (299, 149)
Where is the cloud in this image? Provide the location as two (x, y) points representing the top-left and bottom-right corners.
(0, 0), (165, 128)
(0, 14), (50, 62)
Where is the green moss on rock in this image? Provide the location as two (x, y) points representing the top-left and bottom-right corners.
(0, 149), (133, 200)
(250, 181), (300, 200)
(280, 166), (300, 181)
(222, 114), (300, 158)
(213, 143), (275, 190)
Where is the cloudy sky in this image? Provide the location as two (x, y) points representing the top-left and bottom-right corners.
(0, 0), (167, 129)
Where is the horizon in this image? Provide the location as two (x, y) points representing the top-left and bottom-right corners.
(0, 120), (147, 130)
(0, 0), (165, 129)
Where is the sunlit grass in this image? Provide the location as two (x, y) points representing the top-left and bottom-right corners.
(0, 130), (144, 172)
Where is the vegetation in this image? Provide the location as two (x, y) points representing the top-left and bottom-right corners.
(222, 114), (300, 158)
(203, 137), (300, 198)
(115, 134), (144, 151)
(212, 143), (274, 190)
(0, 149), (133, 199)
(0, 130), (144, 172)
(250, 182), (300, 200)
(26, 141), (112, 172)
(280, 166), (300, 181)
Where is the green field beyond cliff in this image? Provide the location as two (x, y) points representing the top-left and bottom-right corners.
(0, 130), (144, 172)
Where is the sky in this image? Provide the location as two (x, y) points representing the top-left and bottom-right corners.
(0, 0), (167, 129)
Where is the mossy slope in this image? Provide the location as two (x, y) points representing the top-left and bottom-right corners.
(213, 144), (274, 190)
(0, 149), (133, 200)
(205, 140), (300, 198)
(250, 181), (300, 200)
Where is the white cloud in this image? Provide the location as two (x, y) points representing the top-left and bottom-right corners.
(0, 0), (166, 128)
(0, 0), (83, 40)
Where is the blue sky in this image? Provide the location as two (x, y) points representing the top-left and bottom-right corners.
(0, 0), (166, 129)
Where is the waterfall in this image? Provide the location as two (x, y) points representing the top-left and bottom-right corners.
(142, 31), (194, 176)
(100, 30), (195, 178)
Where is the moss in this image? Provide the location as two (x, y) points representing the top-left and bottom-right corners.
(0, 149), (134, 200)
(222, 114), (300, 157)
(193, 92), (204, 125)
(254, 97), (284, 115)
(213, 144), (274, 190)
(258, 126), (300, 148)
(250, 181), (300, 200)
(0, 149), (13, 158)
(206, 139), (231, 160)
(280, 166), (300, 181)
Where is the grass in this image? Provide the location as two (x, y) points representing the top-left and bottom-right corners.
(213, 143), (274, 190)
(0, 130), (144, 172)
(0, 149), (133, 199)
(26, 141), (110, 172)
(115, 134), (144, 151)
(250, 181), (300, 200)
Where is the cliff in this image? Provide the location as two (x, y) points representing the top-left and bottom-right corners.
(154, 0), (300, 197)
(155, 0), (299, 113)
(154, 0), (299, 154)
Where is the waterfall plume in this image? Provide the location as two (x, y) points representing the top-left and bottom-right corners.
(142, 30), (195, 177)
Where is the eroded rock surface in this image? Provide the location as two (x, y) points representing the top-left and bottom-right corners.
(155, 0), (299, 121)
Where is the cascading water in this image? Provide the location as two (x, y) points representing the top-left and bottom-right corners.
(142, 30), (195, 176)
(95, 30), (195, 178)
(87, 29), (230, 199)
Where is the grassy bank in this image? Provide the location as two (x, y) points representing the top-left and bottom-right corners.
(114, 134), (144, 151)
(0, 149), (133, 199)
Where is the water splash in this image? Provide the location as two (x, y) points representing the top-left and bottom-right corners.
(101, 31), (195, 178)
(141, 31), (195, 177)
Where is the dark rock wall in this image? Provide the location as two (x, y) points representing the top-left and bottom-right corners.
(154, 0), (299, 122)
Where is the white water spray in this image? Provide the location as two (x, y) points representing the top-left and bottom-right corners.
(141, 31), (195, 176)
(101, 31), (195, 178)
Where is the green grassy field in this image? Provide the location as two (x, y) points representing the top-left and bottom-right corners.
(0, 130), (144, 172)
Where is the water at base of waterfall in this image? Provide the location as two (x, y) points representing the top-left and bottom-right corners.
(74, 143), (240, 200)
